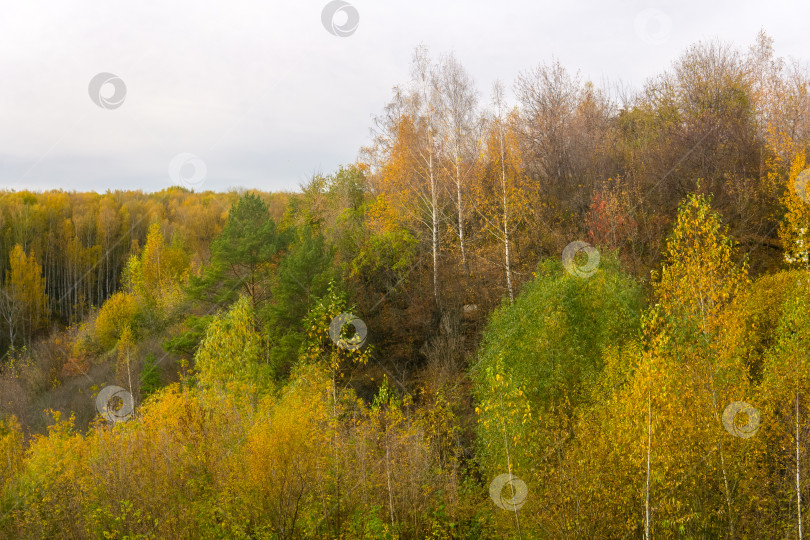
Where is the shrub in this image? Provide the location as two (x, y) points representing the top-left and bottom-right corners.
(94, 291), (140, 351)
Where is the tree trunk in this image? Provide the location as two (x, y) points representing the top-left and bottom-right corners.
(798, 384), (804, 540)
(455, 156), (468, 276)
(646, 387), (652, 540)
(429, 128), (440, 308)
(501, 141), (514, 304)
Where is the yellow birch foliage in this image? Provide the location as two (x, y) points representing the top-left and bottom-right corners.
(125, 222), (190, 324)
(473, 112), (532, 244)
(9, 411), (90, 539)
(0, 415), (23, 493)
(94, 290), (139, 351)
(224, 364), (332, 537)
(751, 276), (810, 535)
(6, 244), (48, 340)
(778, 153), (810, 268)
(643, 193), (753, 537)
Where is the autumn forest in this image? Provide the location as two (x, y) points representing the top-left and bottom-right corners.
(2, 32), (810, 538)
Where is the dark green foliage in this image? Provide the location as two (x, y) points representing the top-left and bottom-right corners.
(189, 193), (292, 310)
(263, 225), (337, 379)
(265, 225), (335, 328)
(140, 352), (161, 400)
(162, 314), (213, 358)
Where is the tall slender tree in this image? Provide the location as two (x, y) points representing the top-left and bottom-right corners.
(438, 53), (478, 276)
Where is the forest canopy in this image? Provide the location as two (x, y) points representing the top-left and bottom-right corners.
(0, 32), (810, 538)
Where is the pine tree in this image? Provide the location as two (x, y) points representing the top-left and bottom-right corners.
(140, 352), (162, 400)
(190, 194), (291, 312)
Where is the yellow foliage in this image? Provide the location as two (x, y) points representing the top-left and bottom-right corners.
(94, 291), (139, 351)
(4, 244), (48, 345)
(778, 153), (810, 267)
(0, 415), (23, 492)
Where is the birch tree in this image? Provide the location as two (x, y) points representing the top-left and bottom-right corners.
(0, 244), (48, 350)
(367, 46), (446, 307)
(412, 46), (444, 306)
(437, 53), (478, 276)
(474, 82), (529, 302)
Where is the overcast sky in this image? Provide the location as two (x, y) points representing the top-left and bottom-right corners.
(1, 0), (808, 193)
